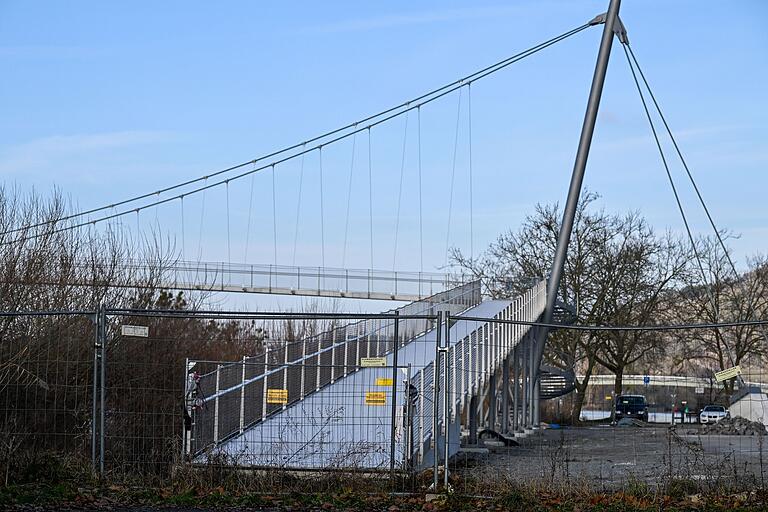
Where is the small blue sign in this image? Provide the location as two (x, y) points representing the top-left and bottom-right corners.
(643, 375), (650, 386)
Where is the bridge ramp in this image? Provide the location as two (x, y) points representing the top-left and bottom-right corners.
(195, 286), (545, 471)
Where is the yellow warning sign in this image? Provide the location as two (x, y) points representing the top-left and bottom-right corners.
(267, 388), (288, 404)
(715, 365), (742, 382)
(365, 391), (387, 406)
(361, 357), (386, 367)
(376, 377), (393, 387)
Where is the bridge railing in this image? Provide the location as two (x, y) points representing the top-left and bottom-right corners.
(186, 280), (482, 455)
(102, 260), (469, 300)
(409, 280), (547, 468)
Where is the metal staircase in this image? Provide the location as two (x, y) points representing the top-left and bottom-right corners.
(539, 299), (578, 399)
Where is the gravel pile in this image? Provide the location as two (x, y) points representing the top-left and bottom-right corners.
(616, 418), (647, 427)
(698, 416), (767, 436)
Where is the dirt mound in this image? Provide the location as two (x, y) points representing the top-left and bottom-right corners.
(698, 416), (766, 436)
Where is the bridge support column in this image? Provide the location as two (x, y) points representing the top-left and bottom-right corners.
(501, 355), (510, 434)
(536, 0), (623, 402)
(533, 372), (541, 428)
(488, 372), (497, 431)
(468, 394), (478, 445)
(512, 344), (520, 433)
(520, 338), (528, 430)
(528, 333), (536, 429)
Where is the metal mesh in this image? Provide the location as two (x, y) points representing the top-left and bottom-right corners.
(0, 312), (95, 481)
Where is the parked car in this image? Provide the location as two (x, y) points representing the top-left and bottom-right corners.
(615, 394), (649, 422)
(699, 405), (729, 424)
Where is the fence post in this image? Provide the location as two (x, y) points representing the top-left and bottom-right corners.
(182, 357), (190, 459)
(300, 340), (307, 400)
(443, 310), (451, 489)
(405, 364), (413, 473)
(419, 367), (425, 464)
(389, 311), (400, 484)
(239, 356), (246, 434)
(432, 311), (443, 490)
(213, 364), (221, 444)
(98, 304), (107, 476)
(343, 334), (349, 378)
(282, 344), (289, 407)
(262, 349), (269, 420)
(91, 309), (100, 473)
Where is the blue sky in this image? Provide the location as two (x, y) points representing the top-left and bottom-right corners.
(1, 1), (766, 310)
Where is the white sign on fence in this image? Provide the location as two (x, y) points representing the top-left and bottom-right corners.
(121, 325), (149, 338)
(715, 365), (741, 382)
(695, 387), (705, 394)
(360, 357), (386, 367)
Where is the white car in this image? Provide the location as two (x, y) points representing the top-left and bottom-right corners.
(699, 405), (730, 424)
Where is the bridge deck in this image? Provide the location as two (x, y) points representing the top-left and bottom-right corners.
(67, 261), (464, 301)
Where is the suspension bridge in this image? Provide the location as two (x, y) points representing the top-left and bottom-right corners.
(4, 0), (752, 481)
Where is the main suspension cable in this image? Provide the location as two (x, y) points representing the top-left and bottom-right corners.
(2, 22), (593, 243)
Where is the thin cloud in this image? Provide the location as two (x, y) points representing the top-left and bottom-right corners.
(0, 45), (110, 59)
(299, 4), (568, 35)
(0, 130), (175, 175)
(598, 124), (745, 153)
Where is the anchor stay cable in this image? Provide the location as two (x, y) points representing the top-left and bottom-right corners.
(625, 42), (768, 349)
(622, 42), (743, 369)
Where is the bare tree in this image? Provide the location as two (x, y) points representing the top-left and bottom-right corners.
(675, 237), (768, 393)
(452, 193), (696, 421)
(593, 227), (690, 395)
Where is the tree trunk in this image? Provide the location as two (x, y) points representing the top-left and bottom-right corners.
(614, 369), (624, 397)
(570, 389), (587, 425)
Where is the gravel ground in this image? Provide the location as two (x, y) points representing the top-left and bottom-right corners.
(453, 424), (768, 488)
